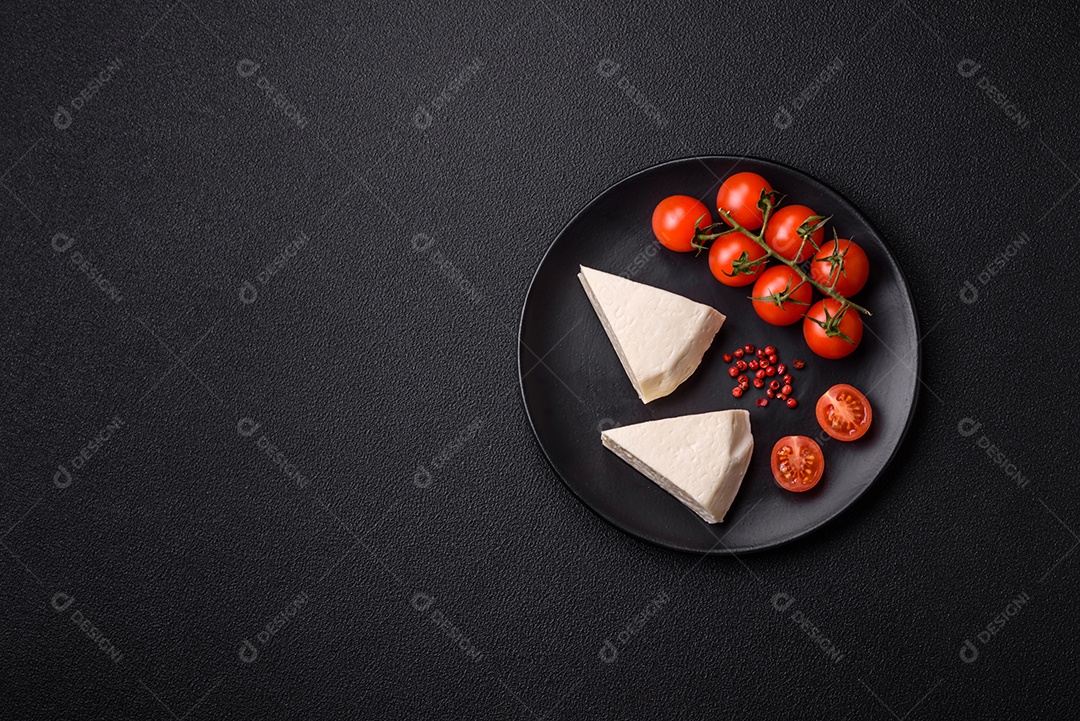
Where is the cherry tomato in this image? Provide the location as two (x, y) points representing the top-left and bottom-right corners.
(708, 232), (767, 286)
(816, 384), (873, 441)
(652, 195), (712, 252)
(803, 298), (863, 359)
(810, 239), (870, 297)
(764, 205), (825, 262)
(771, 435), (824, 492)
(716, 172), (772, 231)
(751, 266), (812, 326)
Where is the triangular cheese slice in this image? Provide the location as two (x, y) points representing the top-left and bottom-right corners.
(601, 409), (753, 523)
(578, 266), (725, 403)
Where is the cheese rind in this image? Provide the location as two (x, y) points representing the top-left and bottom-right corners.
(578, 266), (725, 404)
(601, 409), (753, 523)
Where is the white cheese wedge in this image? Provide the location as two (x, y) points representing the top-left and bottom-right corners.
(601, 409), (753, 523)
(578, 266), (725, 404)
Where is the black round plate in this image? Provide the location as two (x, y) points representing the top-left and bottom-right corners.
(519, 156), (920, 554)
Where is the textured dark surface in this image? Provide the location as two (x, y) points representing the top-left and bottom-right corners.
(2, 1), (1079, 718)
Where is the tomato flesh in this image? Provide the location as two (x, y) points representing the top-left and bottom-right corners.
(752, 266), (812, 326)
(652, 195), (712, 252)
(770, 436), (824, 492)
(716, 172), (772, 231)
(708, 231), (767, 287)
(803, 298), (863, 359)
(764, 205), (824, 262)
(810, 239), (870, 297)
(815, 384), (872, 441)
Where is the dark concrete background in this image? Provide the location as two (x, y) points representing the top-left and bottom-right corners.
(3, 1), (1078, 718)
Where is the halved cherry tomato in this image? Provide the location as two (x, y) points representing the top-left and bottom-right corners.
(751, 266), (812, 326)
(716, 172), (772, 231)
(708, 232), (767, 287)
(771, 435), (824, 492)
(652, 195), (712, 252)
(810, 239), (870, 297)
(764, 205), (825, 262)
(803, 298), (863, 359)
(816, 384), (873, 441)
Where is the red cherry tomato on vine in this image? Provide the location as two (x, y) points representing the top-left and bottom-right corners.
(803, 298), (864, 359)
(716, 172), (772, 231)
(751, 266), (812, 326)
(816, 384), (873, 441)
(810, 239), (870, 297)
(652, 195), (712, 252)
(764, 205), (825, 262)
(771, 435), (824, 492)
(708, 232), (767, 287)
